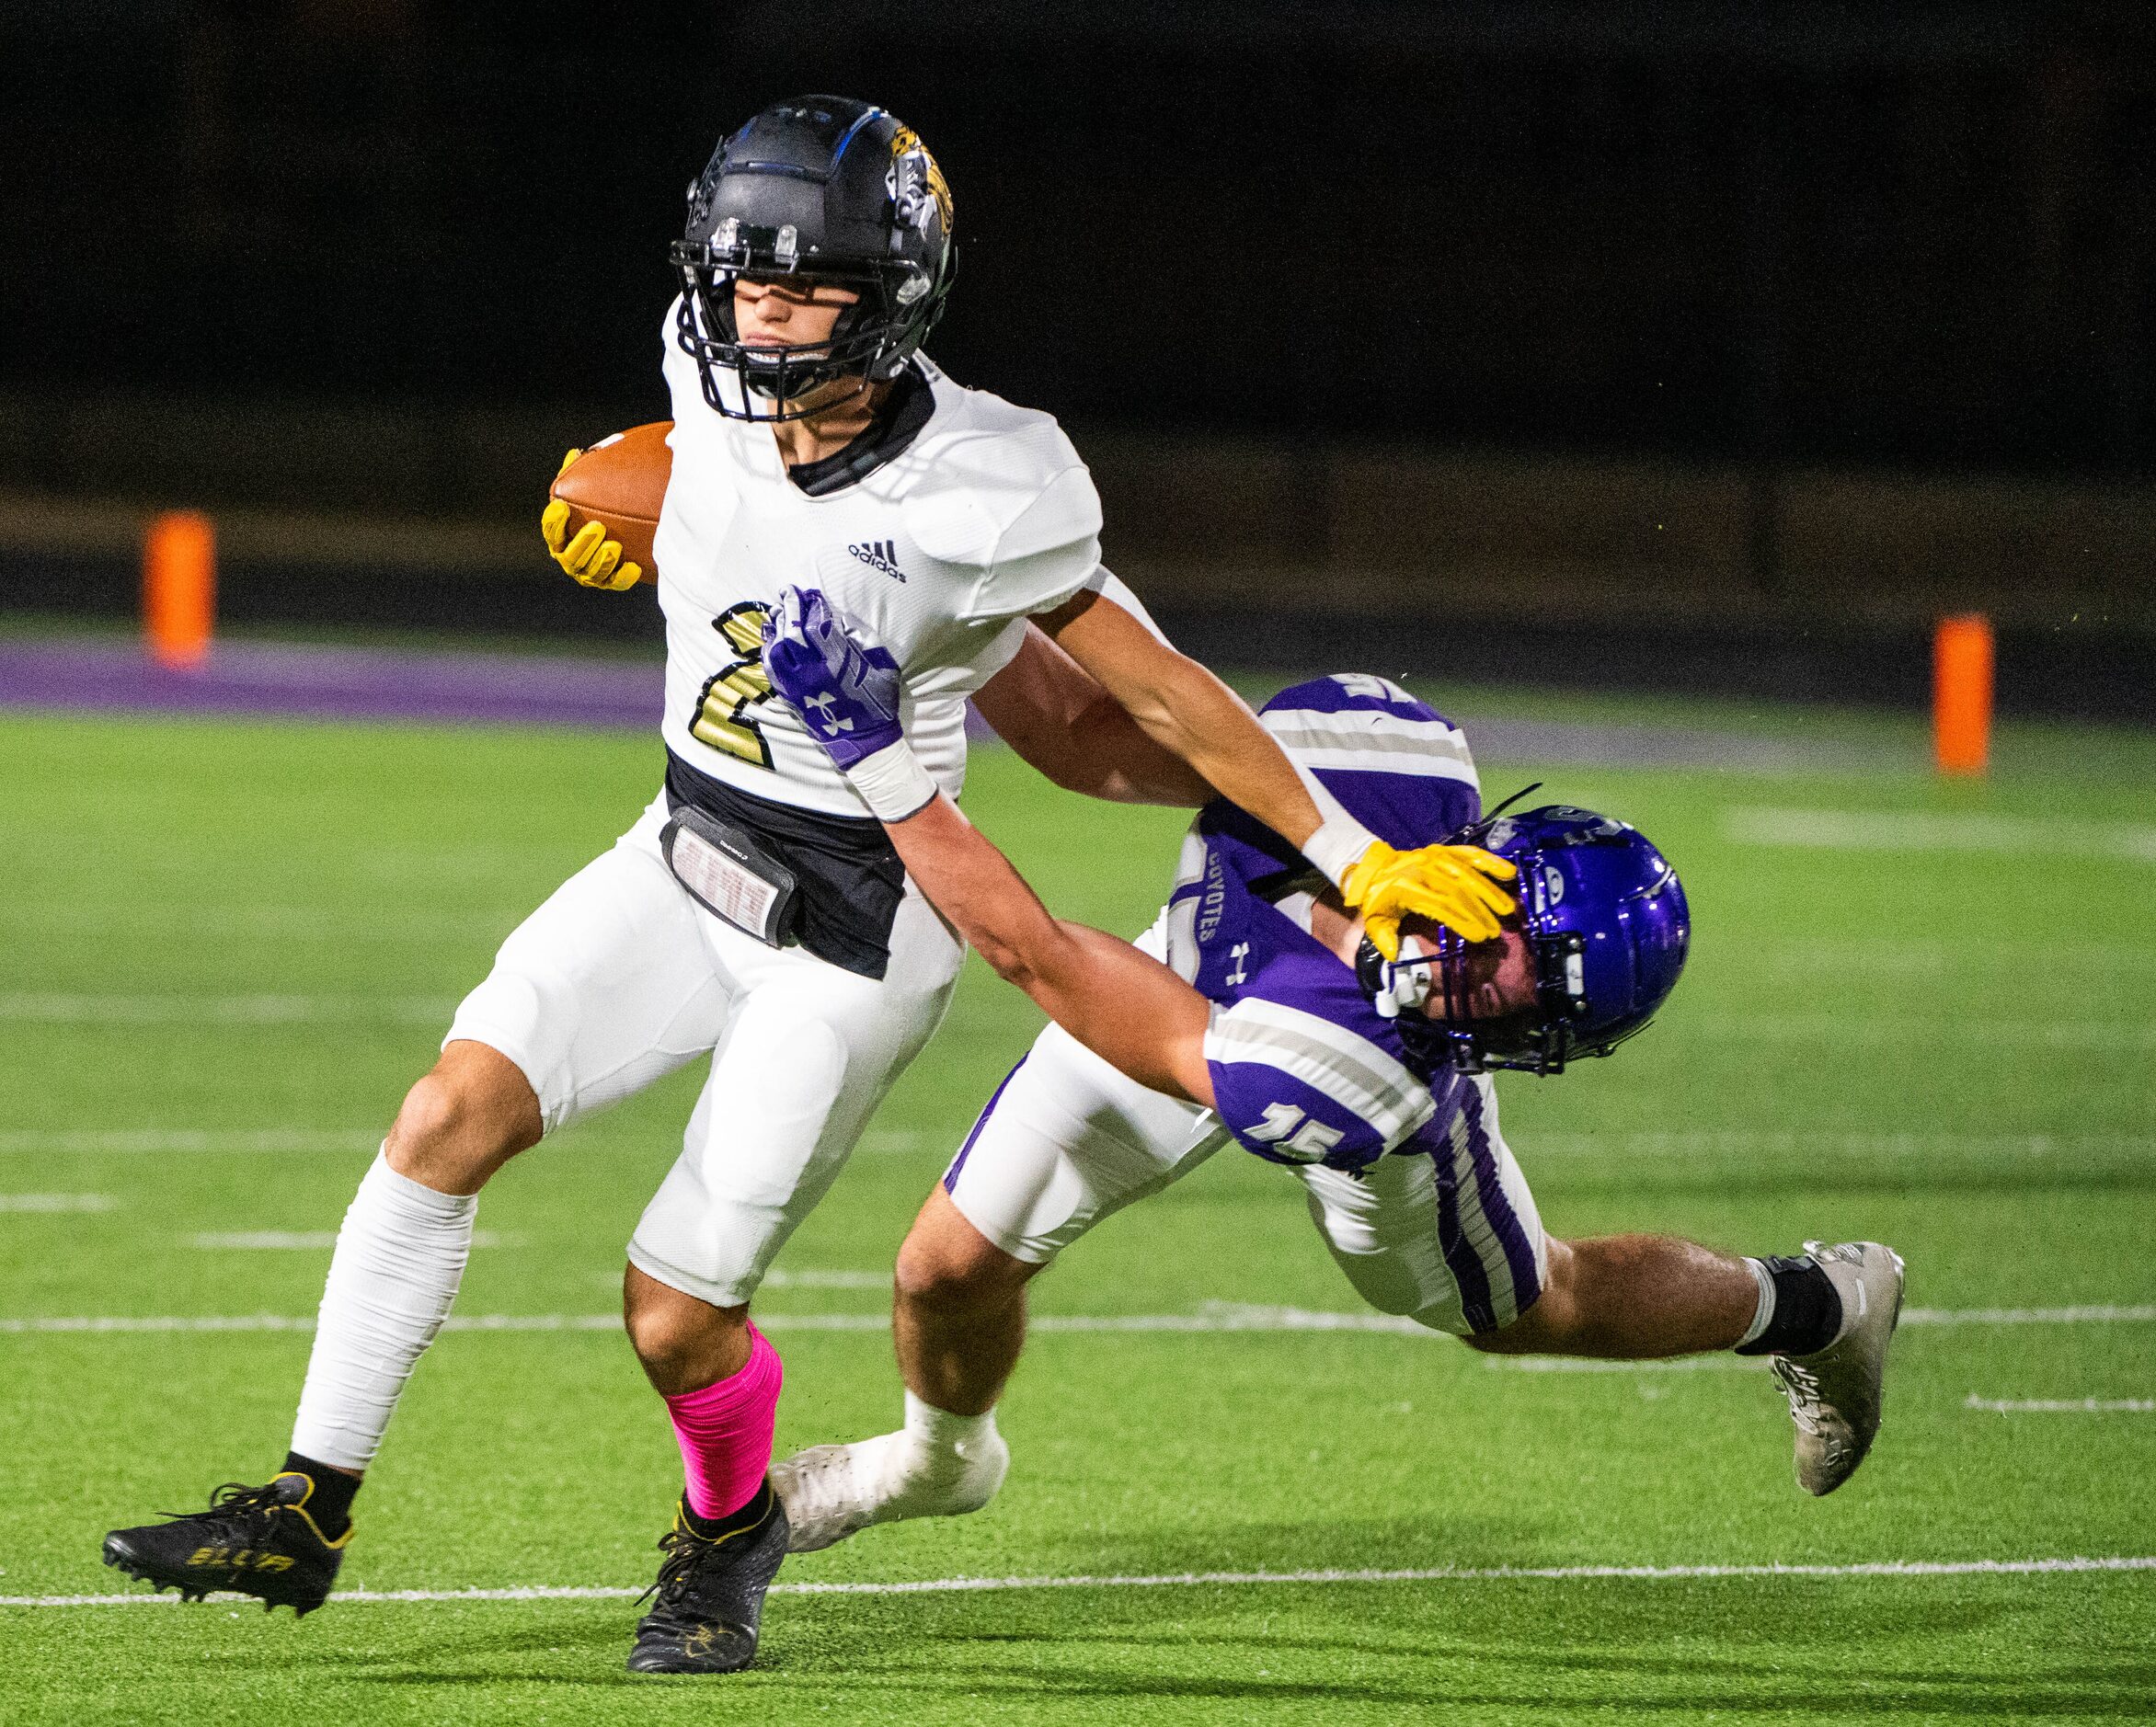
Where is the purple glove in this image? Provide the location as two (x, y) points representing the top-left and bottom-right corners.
(761, 587), (906, 772)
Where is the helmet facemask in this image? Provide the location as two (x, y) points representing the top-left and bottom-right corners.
(1357, 921), (1593, 1077)
(671, 234), (946, 422)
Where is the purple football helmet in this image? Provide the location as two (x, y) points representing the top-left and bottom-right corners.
(1357, 804), (1691, 1076)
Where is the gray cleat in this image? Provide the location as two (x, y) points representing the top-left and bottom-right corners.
(771, 1423), (1009, 1554)
(1771, 1240), (1906, 1495)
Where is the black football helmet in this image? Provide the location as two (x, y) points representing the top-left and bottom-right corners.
(671, 96), (957, 420)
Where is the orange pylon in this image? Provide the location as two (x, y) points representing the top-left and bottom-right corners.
(1933, 613), (1993, 777)
(144, 510), (216, 669)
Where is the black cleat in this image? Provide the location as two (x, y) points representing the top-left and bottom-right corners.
(102, 1471), (350, 1616)
(626, 1494), (789, 1675)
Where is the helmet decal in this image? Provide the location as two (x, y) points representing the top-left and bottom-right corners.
(886, 127), (954, 235)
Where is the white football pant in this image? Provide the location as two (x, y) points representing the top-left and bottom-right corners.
(449, 795), (963, 1308)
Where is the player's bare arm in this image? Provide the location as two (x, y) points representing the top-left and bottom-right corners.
(878, 792), (1213, 1102)
(1031, 586), (1308, 826)
(972, 623), (1215, 806)
(1033, 586), (1520, 955)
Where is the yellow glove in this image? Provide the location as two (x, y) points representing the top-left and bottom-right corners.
(1344, 841), (1520, 960)
(540, 450), (641, 592)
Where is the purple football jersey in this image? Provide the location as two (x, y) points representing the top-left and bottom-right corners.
(1154, 675), (1485, 1170)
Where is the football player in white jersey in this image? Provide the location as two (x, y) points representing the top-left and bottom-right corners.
(753, 590), (1908, 1555)
(102, 97), (1527, 1674)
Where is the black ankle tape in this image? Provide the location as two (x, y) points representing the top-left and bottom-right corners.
(1735, 1254), (1842, 1356)
(281, 1451), (358, 1537)
(682, 1480), (775, 1542)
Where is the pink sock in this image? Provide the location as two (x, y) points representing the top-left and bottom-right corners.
(663, 1322), (785, 1519)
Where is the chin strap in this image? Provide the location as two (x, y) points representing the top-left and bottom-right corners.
(1364, 932), (1439, 1022)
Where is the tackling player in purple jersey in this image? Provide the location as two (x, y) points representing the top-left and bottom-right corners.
(757, 589), (1907, 1553)
(1169, 676), (1508, 1166)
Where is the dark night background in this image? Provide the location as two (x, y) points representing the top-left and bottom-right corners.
(2, 2), (2150, 713)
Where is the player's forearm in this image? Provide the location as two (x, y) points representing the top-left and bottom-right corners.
(884, 795), (1072, 989)
(883, 795), (1211, 1101)
(1038, 592), (1378, 880)
(994, 686), (1214, 806)
(1109, 652), (1323, 841)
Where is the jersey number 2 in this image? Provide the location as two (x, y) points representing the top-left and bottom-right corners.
(690, 603), (775, 769)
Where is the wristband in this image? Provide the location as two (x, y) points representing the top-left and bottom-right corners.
(845, 737), (940, 824)
(1302, 813), (1382, 892)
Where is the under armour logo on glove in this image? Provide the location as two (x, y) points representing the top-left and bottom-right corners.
(762, 587), (906, 772)
(803, 691), (853, 735)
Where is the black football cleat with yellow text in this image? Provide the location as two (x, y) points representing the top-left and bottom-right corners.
(627, 1488), (789, 1674)
(102, 1471), (350, 1616)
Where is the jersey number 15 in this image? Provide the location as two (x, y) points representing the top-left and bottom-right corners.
(1244, 1102), (1347, 1164)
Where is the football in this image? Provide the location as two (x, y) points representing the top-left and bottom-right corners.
(547, 421), (674, 584)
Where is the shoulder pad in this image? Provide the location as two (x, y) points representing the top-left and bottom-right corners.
(1263, 673), (1452, 729)
(900, 399), (1099, 568)
(1204, 996), (1436, 1167)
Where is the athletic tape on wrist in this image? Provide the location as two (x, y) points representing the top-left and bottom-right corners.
(1303, 815), (1383, 891)
(847, 739), (939, 823)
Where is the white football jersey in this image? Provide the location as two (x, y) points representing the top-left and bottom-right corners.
(650, 298), (1106, 817)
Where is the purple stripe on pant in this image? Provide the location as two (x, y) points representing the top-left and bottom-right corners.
(1428, 1116), (1499, 1334)
(1459, 1084), (1542, 1321)
(941, 1057), (1027, 1195)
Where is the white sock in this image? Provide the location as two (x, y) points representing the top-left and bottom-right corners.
(290, 1149), (476, 1471)
(902, 1389), (998, 1455)
(843, 1390), (1005, 1525)
(1735, 1256), (1776, 1349)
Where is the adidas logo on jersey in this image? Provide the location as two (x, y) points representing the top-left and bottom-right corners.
(848, 539), (907, 582)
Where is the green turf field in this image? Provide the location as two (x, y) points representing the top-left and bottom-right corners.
(2, 692), (2153, 1723)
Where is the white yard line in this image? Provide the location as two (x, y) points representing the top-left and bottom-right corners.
(1903, 1304), (2156, 1326)
(6, 1553), (2154, 1610)
(1034, 1304), (1431, 1334)
(5, 1302), (2153, 1337)
(0, 1127), (925, 1157)
(1682, 1017), (2156, 1051)
(1524, 1130), (2156, 1161)
(1964, 1396), (2156, 1414)
(1726, 806), (2156, 864)
(1762, 940), (2156, 976)
(1485, 1355), (1763, 1375)
(0, 1129), (378, 1155)
(1, 903), (512, 943)
(0, 995), (453, 1025)
(188, 1230), (505, 1251)
(859, 1128), (933, 1154)
(0, 1194), (117, 1213)
(10, 1126), (2143, 1162)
